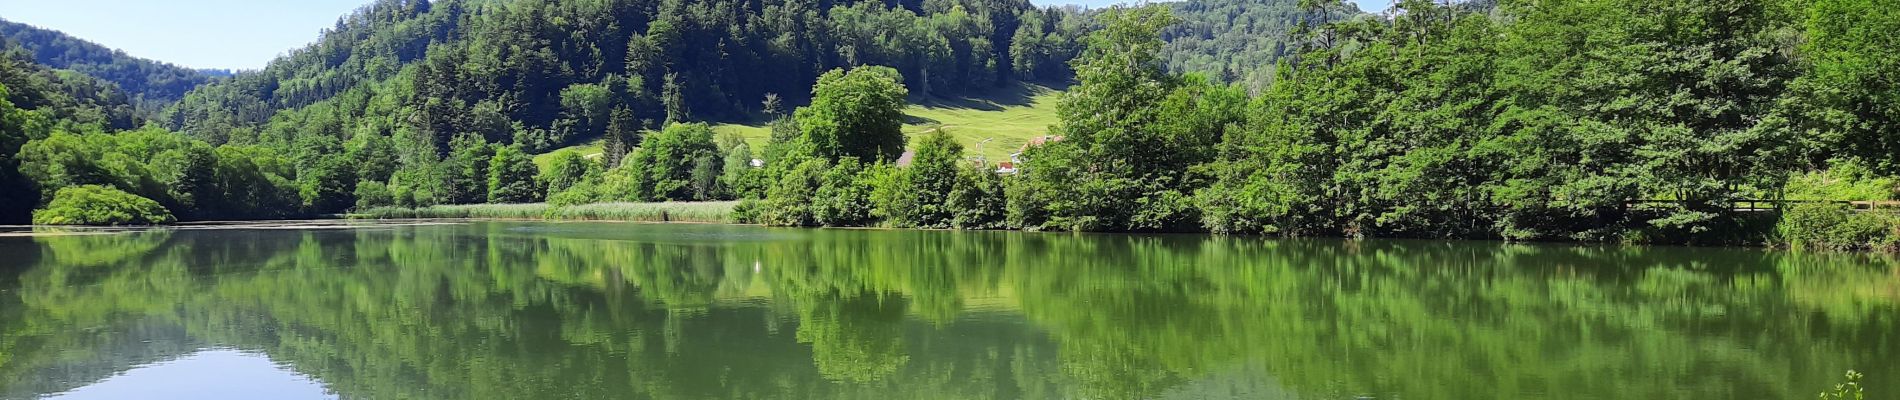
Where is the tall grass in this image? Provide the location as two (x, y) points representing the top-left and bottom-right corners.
(545, 202), (736, 222)
(354, 202), (737, 223)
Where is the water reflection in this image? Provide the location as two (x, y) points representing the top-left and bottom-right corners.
(47, 349), (332, 400)
(0, 222), (1895, 399)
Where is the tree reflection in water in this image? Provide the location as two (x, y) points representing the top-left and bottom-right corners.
(0, 222), (1895, 399)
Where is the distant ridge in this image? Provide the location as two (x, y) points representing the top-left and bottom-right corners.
(0, 18), (222, 110)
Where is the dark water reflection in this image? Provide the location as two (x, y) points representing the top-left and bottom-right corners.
(0, 222), (1895, 399)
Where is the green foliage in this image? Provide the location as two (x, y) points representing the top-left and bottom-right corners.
(0, 82), (45, 223)
(486, 145), (542, 203)
(1158, 0), (1355, 92)
(357, 201), (735, 223)
(1017, 6), (1237, 232)
(161, 0), (1070, 153)
(628, 122), (722, 201)
(730, 197), (765, 224)
(444, 135), (494, 204)
(948, 163), (1008, 229)
(1786, 161), (1897, 202)
(1778, 203), (1899, 251)
(537, 150), (595, 198)
(812, 158), (877, 227)
(760, 159), (829, 227)
(17, 128), (300, 220)
(1790, 0), (1900, 174)
(353, 180), (396, 210)
(0, 41), (140, 131)
(720, 143), (767, 199)
(299, 155), (358, 213)
(30, 185), (174, 225)
(0, 19), (218, 110)
(794, 66), (910, 162)
(884, 130), (964, 228)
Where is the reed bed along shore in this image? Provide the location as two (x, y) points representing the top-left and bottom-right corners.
(354, 202), (737, 223)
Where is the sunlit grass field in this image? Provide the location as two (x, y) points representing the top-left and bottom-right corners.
(540, 82), (1064, 165)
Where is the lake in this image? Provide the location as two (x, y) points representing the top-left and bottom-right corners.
(0, 221), (1893, 399)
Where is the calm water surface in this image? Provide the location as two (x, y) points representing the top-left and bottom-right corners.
(0, 221), (1895, 399)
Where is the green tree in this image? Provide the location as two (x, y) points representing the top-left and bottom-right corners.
(812, 157), (877, 226)
(0, 82), (46, 223)
(445, 135), (494, 204)
(720, 143), (766, 199)
(560, 82), (614, 138)
(891, 130), (964, 228)
(1017, 6), (1229, 231)
(793, 66), (909, 162)
(760, 159), (828, 227)
(487, 145), (542, 203)
(948, 163), (1007, 229)
(354, 180), (397, 210)
(538, 150), (593, 198)
(1787, 0), (1899, 173)
(299, 154), (359, 213)
(638, 123), (721, 201)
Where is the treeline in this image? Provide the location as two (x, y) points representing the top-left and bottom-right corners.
(161, 0), (1086, 153)
(0, 19), (222, 112)
(736, 0), (1899, 248)
(0, 0), (1341, 226)
(0, 0), (1095, 224)
(0, 41), (142, 132)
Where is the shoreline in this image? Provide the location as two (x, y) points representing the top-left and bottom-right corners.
(0, 215), (1821, 254)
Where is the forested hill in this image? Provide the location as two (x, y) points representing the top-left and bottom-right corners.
(0, 41), (142, 131)
(161, 0), (1087, 152)
(0, 19), (222, 111)
(1159, 0), (1360, 92)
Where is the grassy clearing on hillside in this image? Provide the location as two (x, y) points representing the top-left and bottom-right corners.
(710, 82), (1062, 163)
(539, 82), (1062, 164)
(354, 202), (736, 223)
(533, 138), (605, 170)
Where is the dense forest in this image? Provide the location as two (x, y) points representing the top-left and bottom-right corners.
(159, 0), (1087, 149)
(0, 0), (1099, 225)
(740, 0), (1900, 249)
(1157, 0), (1361, 93)
(2, 0), (1897, 250)
(0, 20), (225, 112)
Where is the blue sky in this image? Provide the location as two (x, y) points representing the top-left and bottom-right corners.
(3, 0), (369, 70)
(4, 0), (1393, 70)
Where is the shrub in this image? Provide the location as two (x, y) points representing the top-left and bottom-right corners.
(759, 159), (827, 226)
(32, 185), (176, 225)
(948, 164), (1007, 229)
(731, 198), (765, 224)
(547, 181), (604, 207)
(812, 158), (876, 226)
(1778, 202), (1900, 251)
(353, 181), (396, 210)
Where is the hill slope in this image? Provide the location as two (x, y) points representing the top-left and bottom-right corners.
(542, 81), (1061, 166)
(710, 81), (1061, 163)
(161, 0), (1086, 155)
(0, 19), (222, 110)
(1160, 0), (1363, 91)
